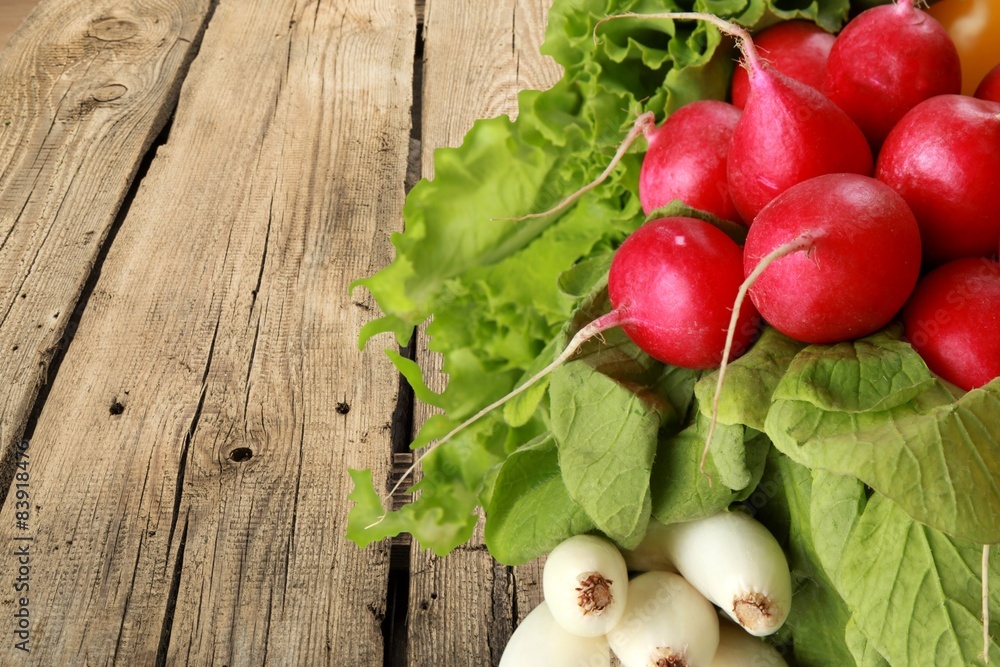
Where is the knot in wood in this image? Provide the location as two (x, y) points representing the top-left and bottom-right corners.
(228, 447), (254, 463)
(89, 18), (139, 42)
(92, 84), (128, 103)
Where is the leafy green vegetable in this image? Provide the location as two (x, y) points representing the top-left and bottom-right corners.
(836, 495), (1000, 665)
(550, 359), (659, 548)
(484, 434), (595, 565)
(753, 452), (862, 667)
(766, 338), (1000, 543)
(845, 618), (891, 667)
(695, 326), (807, 430)
(346, 4), (1000, 664)
(650, 415), (768, 525)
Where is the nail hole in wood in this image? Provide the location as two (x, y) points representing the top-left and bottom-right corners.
(335, 402), (350, 415)
(230, 447), (254, 462)
(109, 400), (125, 415)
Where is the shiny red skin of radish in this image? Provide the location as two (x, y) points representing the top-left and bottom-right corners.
(974, 64), (1000, 104)
(608, 217), (760, 369)
(744, 174), (921, 344)
(876, 94), (1000, 266)
(730, 21), (835, 110)
(639, 101), (743, 225)
(902, 257), (1000, 391)
(727, 69), (873, 223)
(824, 0), (961, 149)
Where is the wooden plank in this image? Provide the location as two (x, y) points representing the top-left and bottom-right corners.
(0, 0), (40, 50)
(0, 0), (415, 663)
(0, 0), (214, 507)
(406, 0), (560, 664)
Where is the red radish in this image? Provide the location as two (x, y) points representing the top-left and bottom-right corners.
(902, 257), (1000, 391)
(595, 12), (873, 223)
(721, 31), (873, 222)
(975, 63), (1000, 104)
(608, 217), (760, 369)
(876, 94), (1000, 266)
(730, 21), (835, 110)
(371, 216), (758, 520)
(823, 0), (961, 149)
(639, 101), (743, 225)
(743, 173), (921, 344)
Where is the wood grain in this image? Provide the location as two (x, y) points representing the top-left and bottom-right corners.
(405, 0), (560, 664)
(0, 0), (213, 545)
(0, 0), (415, 663)
(0, 0), (40, 50)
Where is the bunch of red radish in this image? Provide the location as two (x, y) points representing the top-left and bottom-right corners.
(403, 0), (999, 507)
(611, 0), (1000, 392)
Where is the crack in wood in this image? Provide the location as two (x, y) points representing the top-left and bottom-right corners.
(155, 512), (190, 667)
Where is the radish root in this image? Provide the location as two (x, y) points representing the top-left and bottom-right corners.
(493, 112), (656, 222)
(700, 234), (814, 483)
(366, 309), (630, 529)
(985, 544), (992, 664)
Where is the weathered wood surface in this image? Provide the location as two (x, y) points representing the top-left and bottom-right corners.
(0, 0), (413, 663)
(405, 1), (559, 664)
(0, 0), (39, 49)
(0, 0), (214, 502)
(0, 0), (560, 664)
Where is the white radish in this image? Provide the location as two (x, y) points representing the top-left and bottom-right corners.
(499, 601), (611, 667)
(543, 534), (629, 637)
(711, 622), (789, 667)
(620, 519), (678, 574)
(627, 512), (792, 636)
(607, 571), (720, 667)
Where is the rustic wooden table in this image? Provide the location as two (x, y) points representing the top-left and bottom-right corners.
(0, 0), (560, 664)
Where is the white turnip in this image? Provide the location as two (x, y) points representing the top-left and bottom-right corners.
(543, 534), (629, 637)
(625, 513), (792, 637)
(499, 601), (610, 667)
(607, 571), (720, 667)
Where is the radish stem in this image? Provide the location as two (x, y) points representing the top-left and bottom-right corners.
(367, 309), (631, 528)
(494, 112), (656, 222)
(985, 544), (992, 664)
(701, 234), (814, 482)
